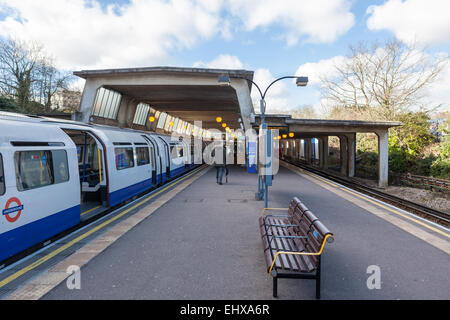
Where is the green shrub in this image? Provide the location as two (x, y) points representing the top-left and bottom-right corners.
(389, 148), (408, 173)
(430, 158), (450, 179)
(0, 97), (18, 112)
(416, 155), (436, 176)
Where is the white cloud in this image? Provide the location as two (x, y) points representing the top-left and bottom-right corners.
(193, 54), (244, 69)
(252, 68), (290, 113)
(0, 0), (224, 70)
(367, 0), (450, 45)
(295, 56), (348, 85)
(423, 59), (450, 111)
(0, 0), (356, 72)
(226, 0), (355, 45)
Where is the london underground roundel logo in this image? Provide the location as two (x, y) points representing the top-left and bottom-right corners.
(2, 197), (24, 223)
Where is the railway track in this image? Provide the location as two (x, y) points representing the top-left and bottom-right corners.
(282, 158), (450, 228)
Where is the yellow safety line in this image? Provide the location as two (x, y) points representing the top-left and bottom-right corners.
(342, 188), (450, 239)
(0, 166), (206, 289)
(291, 163), (450, 239)
(301, 170), (339, 187)
(81, 206), (101, 216)
(269, 234), (334, 274)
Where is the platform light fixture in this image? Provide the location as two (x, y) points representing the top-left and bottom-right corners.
(282, 134), (287, 139)
(222, 123), (227, 128)
(295, 76), (309, 87)
(216, 117), (222, 123)
(289, 132), (294, 138)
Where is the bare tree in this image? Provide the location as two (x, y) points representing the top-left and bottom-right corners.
(291, 106), (319, 119)
(321, 39), (447, 120)
(0, 38), (44, 112)
(33, 57), (73, 111)
(0, 37), (73, 113)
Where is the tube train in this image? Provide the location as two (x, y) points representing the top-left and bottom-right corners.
(0, 111), (203, 262)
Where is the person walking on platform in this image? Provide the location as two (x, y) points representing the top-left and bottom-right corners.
(214, 145), (227, 185)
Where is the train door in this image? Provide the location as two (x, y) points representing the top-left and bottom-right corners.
(181, 140), (190, 169)
(158, 137), (170, 181)
(142, 135), (159, 186)
(62, 129), (108, 214)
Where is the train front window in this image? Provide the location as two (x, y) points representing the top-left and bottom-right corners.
(0, 153), (5, 196)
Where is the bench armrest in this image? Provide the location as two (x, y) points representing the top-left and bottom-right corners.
(268, 234), (334, 273)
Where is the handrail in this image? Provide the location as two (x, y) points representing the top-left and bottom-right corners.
(268, 234), (334, 274)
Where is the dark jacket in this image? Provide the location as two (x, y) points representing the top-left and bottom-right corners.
(212, 146), (227, 167)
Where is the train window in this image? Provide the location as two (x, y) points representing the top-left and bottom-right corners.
(15, 151), (53, 191)
(115, 147), (134, 170)
(170, 146), (183, 158)
(52, 150), (70, 184)
(14, 150), (69, 191)
(136, 147), (150, 166)
(0, 153), (5, 196)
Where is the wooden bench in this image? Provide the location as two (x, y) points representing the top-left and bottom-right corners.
(259, 197), (334, 299)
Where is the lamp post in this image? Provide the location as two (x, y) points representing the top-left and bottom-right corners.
(218, 74), (308, 207)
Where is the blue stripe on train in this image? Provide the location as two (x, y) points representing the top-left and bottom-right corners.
(169, 166), (186, 178)
(109, 167), (187, 207)
(0, 205), (80, 262)
(109, 178), (153, 207)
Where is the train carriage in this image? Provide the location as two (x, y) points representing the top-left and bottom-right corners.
(0, 112), (199, 263)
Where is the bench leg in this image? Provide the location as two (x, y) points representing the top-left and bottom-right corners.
(316, 258), (321, 300)
(273, 277), (278, 298)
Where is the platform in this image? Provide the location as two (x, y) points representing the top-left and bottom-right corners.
(8, 163), (450, 299)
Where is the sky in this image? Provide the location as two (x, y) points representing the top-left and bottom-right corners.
(0, 0), (449, 115)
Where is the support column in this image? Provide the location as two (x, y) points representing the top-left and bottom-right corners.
(73, 79), (101, 123)
(339, 136), (348, 176)
(289, 140), (295, 159)
(305, 138), (312, 164)
(376, 130), (389, 188)
(126, 100), (139, 128)
(346, 133), (356, 177)
(117, 96), (131, 128)
(319, 138), (324, 168)
(322, 136), (329, 170)
(232, 79), (255, 131)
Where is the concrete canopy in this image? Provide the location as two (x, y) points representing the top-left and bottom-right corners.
(253, 114), (402, 138)
(73, 66), (255, 131)
(103, 84), (241, 129)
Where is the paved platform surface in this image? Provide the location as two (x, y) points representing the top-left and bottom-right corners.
(43, 164), (450, 300)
